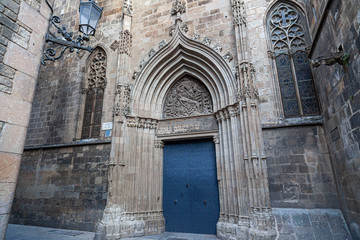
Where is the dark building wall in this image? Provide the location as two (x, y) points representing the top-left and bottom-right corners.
(305, 0), (360, 237)
(264, 125), (339, 209)
(10, 143), (110, 231)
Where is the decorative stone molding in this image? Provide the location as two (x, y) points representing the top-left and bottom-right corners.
(119, 30), (133, 56)
(213, 43), (223, 52)
(123, 0), (133, 16)
(192, 33), (200, 41)
(171, 0), (186, 16)
(158, 40), (166, 49)
(87, 48), (107, 89)
(169, 25), (176, 37)
(223, 52), (234, 63)
(148, 48), (156, 58)
(203, 37), (212, 46)
(139, 59), (146, 69)
(181, 24), (189, 33)
(232, 0), (246, 26)
(215, 104), (240, 123)
(126, 116), (158, 129)
(269, 3), (306, 52)
(213, 135), (220, 144)
(114, 83), (132, 117)
(132, 71), (140, 81)
(163, 77), (213, 119)
(110, 40), (120, 51)
(236, 61), (259, 101)
(154, 140), (164, 149)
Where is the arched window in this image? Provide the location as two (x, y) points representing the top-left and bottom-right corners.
(267, 2), (320, 118)
(82, 48), (107, 139)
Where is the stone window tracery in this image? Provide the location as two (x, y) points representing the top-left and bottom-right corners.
(268, 2), (319, 118)
(82, 48), (107, 139)
(163, 77), (213, 119)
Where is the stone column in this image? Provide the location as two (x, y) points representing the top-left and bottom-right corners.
(0, 1), (52, 239)
(229, 0), (277, 239)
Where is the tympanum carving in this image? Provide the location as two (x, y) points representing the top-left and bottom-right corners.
(163, 77), (213, 119)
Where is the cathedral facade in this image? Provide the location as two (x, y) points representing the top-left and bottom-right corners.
(1, 0), (359, 239)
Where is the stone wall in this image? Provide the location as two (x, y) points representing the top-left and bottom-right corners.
(273, 208), (352, 239)
(25, 0), (122, 146)
(0, 0), (51, 239)
(10, 143), (111, 232)
(264, 125), (339, 209)
(305, 0), (360, 238)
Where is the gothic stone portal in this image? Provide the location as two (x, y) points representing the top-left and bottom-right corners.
(160, 77), (220, 234)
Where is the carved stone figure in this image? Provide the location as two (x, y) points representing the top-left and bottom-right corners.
(311, 51), (350, 67)
(171, 0), (186, 16)
(169, 25), (176, 36)
(163, 77), (213, 119)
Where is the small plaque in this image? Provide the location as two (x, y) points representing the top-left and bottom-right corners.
(105, 130), (112, 138)
(102, 122), (113, 130)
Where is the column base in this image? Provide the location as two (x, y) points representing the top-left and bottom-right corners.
(94, 206), (165, 240)
(217, 213), (278, 240)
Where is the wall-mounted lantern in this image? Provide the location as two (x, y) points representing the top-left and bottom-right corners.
(41, 0), (103, 66)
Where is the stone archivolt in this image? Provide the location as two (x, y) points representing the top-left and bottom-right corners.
(163, 77), (213, 119)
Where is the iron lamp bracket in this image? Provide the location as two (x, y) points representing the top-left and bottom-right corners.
(41, 15), (94, 66)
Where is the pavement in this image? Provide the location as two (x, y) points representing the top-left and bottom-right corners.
(5, 224), (219, 240)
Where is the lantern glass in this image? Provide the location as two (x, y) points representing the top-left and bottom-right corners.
(79, 0), (103, 36)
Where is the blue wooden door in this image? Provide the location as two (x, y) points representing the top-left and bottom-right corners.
(163, 139), (220, 234)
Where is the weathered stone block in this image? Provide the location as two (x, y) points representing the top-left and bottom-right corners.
(0, 152), (21, 183)
(18, 1), (48, 35)
(0, 123), (27, 154)
(4, 42), (39, 77)
(1, 0), (20, 14)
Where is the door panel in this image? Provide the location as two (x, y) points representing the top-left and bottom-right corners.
(163, 139), (220, 234)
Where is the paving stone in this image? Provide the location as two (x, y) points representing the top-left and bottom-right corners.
(5, 224), (95, 240)
(292, 213), (311, 228)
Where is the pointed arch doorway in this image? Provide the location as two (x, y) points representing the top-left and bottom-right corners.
(160, 76), (220, 234)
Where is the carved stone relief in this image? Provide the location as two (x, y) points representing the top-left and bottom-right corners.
(123, 0), (133, 16)
(163, 77), (213, 119)
(114, 83), (132, 117)
(232, 0), (246, 26)
(119, 30), (132, 56)
(87, 48), (107, 89)
(269, 4), (306, 52)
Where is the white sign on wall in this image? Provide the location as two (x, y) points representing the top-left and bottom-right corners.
(102, 122), (113, 130)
